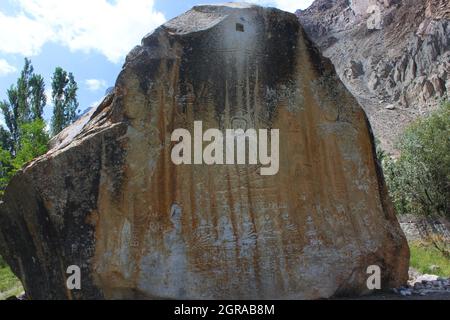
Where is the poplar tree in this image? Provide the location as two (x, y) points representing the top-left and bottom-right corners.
(51, 67), (79, 136)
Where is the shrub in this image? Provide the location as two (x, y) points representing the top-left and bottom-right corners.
(0, 255), (6, 269)
(382, 101), (449, 219)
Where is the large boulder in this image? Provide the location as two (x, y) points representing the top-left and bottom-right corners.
(0, 3), (409, 300)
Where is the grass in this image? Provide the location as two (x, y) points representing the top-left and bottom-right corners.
(410, 242), (450, 278)
(0, 256), (24, 300)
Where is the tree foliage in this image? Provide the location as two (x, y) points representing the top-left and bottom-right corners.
(0, 149), (13, 192)
(0, 59), (52, 195)
(382, 101), (450, 219)
(0, 58), (46, 155)
(0, 60), (79, 196)
(51, 67), (79, 136)
(13, 119), (49, 171)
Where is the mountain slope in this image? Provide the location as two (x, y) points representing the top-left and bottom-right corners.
(297, 0), (449, 152)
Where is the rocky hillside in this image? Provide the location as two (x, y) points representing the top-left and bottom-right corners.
(297, 0), (450, 152)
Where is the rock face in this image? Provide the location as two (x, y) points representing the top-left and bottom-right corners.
(399, 214), (450, 242)
(0, 3), (409, 300)
(297, 0), (450, 153)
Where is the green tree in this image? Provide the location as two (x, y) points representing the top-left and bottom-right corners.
(13, 119), (49, 171)
(0, 59), (49, 195)
(0, 148), (13, 193)
(381, 101), (449, 257)
(51, 67), (79, 136)
(29, 74), (47, 121)
(16, 57), (34, 122)
(0, 127), (13, 154)
(1, 87), (21, 151)
(383, 101), (449, 219)
(0, 58), (46, 154)
(14, 57), (46, 122)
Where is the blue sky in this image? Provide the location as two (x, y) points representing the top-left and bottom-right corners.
(0, 0), (314, 123)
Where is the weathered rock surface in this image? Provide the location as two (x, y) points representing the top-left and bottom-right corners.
(297, 0), (450, 153)
(0, 3), (409, 300)
(399, 214), (450, 243)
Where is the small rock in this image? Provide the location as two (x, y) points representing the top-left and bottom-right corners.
(385, 104), (396, 110)
(400, 289), (412, 296)
(431, 280), (442, 288)
(417, 274), (439, 283)
(18, 292), (27, 300)
(429, 265), (441, 272)
(414, 282), (424, 290)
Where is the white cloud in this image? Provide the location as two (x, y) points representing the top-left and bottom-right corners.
(248, 0), (314, 12)
(85, 79), (107, 92)
(0, 11), (53, 57)
(0, 59), (17, 76)
(0, 0), (166, 63)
